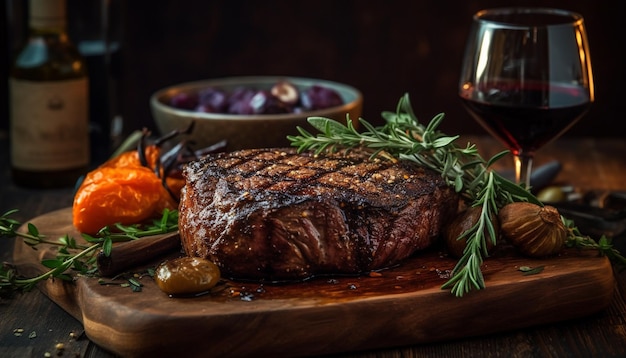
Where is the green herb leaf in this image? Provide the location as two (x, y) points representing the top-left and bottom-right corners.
(103, 237), (113, 256)
(27, 223), (39, 237)
(519, 266), (544, 275)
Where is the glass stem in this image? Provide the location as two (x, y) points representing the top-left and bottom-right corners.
(514, 153), (533, 189)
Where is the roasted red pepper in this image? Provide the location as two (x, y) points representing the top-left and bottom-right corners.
(73, 124), (226, 235)
(72, 145), (185, 235)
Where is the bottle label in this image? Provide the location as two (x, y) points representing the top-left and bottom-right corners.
(10, 77), (90, 171)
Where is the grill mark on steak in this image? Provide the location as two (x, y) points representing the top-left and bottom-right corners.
(179, 148), (458, 282)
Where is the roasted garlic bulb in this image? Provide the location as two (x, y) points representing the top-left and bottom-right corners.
(498, 202), (567, 257)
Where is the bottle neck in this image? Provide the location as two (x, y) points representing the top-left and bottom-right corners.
(29, 0), (67, 32)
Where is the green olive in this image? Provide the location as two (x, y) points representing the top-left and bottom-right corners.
(155, 256), (221, 296)
(536, 186), (566, 203)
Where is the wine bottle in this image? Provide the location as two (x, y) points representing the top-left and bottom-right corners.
(9, 0), (90, 188)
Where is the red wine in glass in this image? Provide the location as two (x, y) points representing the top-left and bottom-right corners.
(460, 81), (592, 156)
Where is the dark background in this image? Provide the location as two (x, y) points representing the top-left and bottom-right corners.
(2, 0), (624, 141)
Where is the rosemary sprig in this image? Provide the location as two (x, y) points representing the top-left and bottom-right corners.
(1, 208), (178, 296)
(289, 93), (619, 297)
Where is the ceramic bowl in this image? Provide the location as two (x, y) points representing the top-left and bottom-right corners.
(150, 76), (363, 151)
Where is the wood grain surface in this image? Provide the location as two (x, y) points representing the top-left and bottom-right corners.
(12, 207), (616, 358)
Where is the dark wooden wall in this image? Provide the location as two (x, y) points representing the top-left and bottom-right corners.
(2, 0), (625, 140)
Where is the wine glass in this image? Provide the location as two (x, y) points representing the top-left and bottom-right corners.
(458, 7), (594, 188)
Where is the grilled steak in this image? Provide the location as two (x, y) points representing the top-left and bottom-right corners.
(178, 148), (458, 281)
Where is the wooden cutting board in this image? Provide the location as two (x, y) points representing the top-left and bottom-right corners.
(13, 208), (616, 358)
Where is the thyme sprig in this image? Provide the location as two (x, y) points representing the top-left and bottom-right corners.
(1, 208), (178, 295)
(562, 216), (626, 266)
(288, 93), (617, 297)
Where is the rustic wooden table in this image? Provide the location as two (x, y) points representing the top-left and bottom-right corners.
(1, 132), (625, 358)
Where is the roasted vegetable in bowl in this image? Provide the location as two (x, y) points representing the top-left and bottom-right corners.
(168, 80), (344, 115)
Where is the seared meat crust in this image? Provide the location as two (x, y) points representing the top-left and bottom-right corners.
(179, 148), (457, 281)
